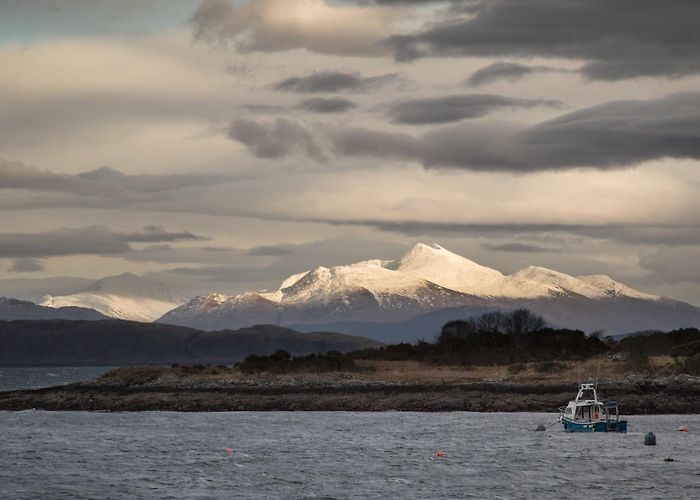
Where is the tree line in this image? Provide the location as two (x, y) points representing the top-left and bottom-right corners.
(234, 309), (700, 374)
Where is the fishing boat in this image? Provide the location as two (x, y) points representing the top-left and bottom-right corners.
(558, 383), (628, 433)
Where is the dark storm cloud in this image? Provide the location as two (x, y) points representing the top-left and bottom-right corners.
(7, 258), (45, 273)
(119, 225), (208, 243)
(300, 97), (357, 114)
(467, 62), (570, 87)
(228, 118), (327, 162)
(389, 0), (700, 80)
(273, 72), (403, 93)
(482, 242), (555, 253)
(333, 93), (700, 171)
(386, 94), (563, 124)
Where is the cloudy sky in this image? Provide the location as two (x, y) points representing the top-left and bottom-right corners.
(2, 0), (700, 304)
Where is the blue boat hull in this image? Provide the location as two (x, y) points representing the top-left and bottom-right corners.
(561, 419), (627, 433)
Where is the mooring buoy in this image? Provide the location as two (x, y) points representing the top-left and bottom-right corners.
(644, 432), (656, 445)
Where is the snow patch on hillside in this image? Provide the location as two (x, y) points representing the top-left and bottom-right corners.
(40, 273), (188, 322)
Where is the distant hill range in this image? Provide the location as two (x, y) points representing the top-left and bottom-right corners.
(4, 243), (699, 343)
(158, 243), (700, 340)
(0, 320), (382, 366)
(38, 273), (188, 322)
(0, 297), (108, 322)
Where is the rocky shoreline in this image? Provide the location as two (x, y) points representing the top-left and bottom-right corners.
(1, 379), (699, 413)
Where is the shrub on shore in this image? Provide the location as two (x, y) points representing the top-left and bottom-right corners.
(237, 350), (368, 374)
(352, 309), (608, 366)
(681, 353), (700, 375)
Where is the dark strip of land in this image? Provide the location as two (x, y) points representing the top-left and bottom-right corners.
(1, 381), (698, 413)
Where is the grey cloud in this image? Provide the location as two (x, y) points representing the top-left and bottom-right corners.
(0, 226), (210, 259)
(331, 127), (419, 160)
(77, 167), (228, 193)
(228, 118), (327, 162)
(246, 245), (296, 257)
(0, 160), (125, 197)
(389, 0), (700, 80)
(386, 94), (563, 125)
(162, 237), (407, 285)
(482, 242), (556, 253)
(7, 258), (45, 273)
(274, 71), (403, 94)
(467, 62), (571, 87)
(584, 227), (700, 247)
(123, 245), (239, 264)
(242, 104), (288, 114)
(119, 225), (209, 243)
(334, 93), (700, 171)
(269, 216), (700, 248)
(639, 247), (700, 284)
(1, 162), (232, 200)
(167, 264), (288, 282)
(0, 227), (131, 258)
(300, 98), (357, 114)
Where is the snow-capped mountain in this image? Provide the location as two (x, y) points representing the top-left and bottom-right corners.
(158, 243), (700, 337)
(0, 297), (108, 321)
(40, 273), (188, 322)
(160, 257), (486, 331)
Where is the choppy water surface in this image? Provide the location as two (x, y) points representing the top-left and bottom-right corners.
(0, 366), (113, 391)
(0, 412), (698, 499)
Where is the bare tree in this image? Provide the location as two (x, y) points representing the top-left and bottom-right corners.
(440, 318), (478, 339)
(477, 310), (506, 334)
(506, 308), (546, 335)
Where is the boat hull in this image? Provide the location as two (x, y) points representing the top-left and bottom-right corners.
(561, 419), (627, 433)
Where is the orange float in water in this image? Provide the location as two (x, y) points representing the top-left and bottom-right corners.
(225, 448), (234, 455)
(436, 451), (446, 458)
(678, 425), (689, 432)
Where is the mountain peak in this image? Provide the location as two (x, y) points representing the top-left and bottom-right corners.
(413, 242), (444, 251)
(397, 242), (478, 267)
(392, 243), (504, 295)
(155, 241), (697, 336)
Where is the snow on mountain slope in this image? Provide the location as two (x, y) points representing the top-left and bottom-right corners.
(0, 297), (108, 321)
(389, 243), (506, 295)
(388, 243), (658, 300)
(510, 266), (659, 300)
(157, 242), (692, 334)
(40, 273), (188, 322)
(279, 259), (447, 306)
(576, 274), (659, 300)
(159, 256), (483, 330)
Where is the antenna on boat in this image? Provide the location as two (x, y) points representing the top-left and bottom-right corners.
(594, 358), (601, 389)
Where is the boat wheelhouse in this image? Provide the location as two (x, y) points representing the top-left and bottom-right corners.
(558, 383), (627, 433)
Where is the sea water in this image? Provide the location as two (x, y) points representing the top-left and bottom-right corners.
(0, 366), (114, 392)
(0, 411), (698, 499)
